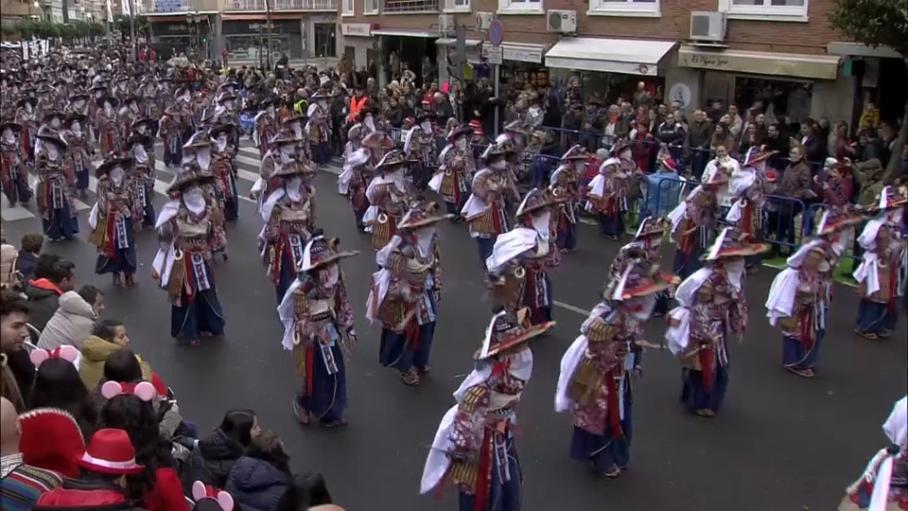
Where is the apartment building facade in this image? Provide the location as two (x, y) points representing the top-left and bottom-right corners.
(144, 0), (339, 63)
(338, 0), (906, 127)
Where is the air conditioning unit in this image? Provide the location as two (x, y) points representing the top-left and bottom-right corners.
(546, 9), (576, 34)
(475, 12), (493, 31)
(438, 14), (454, 35)
(690, 11), (726, 43)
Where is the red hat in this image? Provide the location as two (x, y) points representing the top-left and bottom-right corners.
(19, 408), (86, 478)
(78, 428), (144, 475)
(660, 157), (678, 173)
(469, 119), (484, 138)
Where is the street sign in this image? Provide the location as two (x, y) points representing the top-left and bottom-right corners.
(488, 19), (503, 47)
(485, 46), (503, 65)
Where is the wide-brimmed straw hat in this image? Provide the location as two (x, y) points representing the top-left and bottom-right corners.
(815, 206), (864, 236)
(96, 156), (134, 178)
(515, 187), (557, 217)
(606, 259), (677, 301)
(560, 144), (589, 162)
(397, 201), (452, 230)
(703, 227), (769, 261)
(446, 124), (473, 143)
(474, 308), (555, 360)
(298, 234), (359, 272)
(375, 149), (417, 173)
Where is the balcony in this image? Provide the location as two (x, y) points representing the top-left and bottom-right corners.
(382, 0), (437, 12)
(223, 0), (336, 10)
(146, 0), (218, 12)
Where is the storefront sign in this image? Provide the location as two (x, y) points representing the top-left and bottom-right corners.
(481, 43), (543, 64)
(342, 23), (372, 37)
(222, 19), (300, 34)
(678, 45), (839, 81)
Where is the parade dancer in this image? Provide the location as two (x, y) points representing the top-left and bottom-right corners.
(556, 259), (674, 478)
(151, 162), (227, 345)
(94, 95), (121, 156)
(125, 131), (156, 228)
(363, 150), (415, 251)
(765, 240), (830, 378)
(210, 123), (240, 221)
(261, 132), (318, 302)
(404, 113), (437, 191)
(496, 188), (559, 324)
(35, 126), (79, 241)
(608, 217), (672, 315)
(462, 141), (518, 262)
(183, 130), (229, 261)
(175, 85), (195, 140)
(90, 156), (138, 286)
(498, 120), (528, 189)
(62, 113), (93, 199)
(853, 187), (907, 340)
(668, 171), (724, 279)
(725, 147), (773, 271)
(254, 98), (279, 159)
(118, 96), (140, 145)
(420, 310), (554, 510)
(64, 92), (91, 118)
(337, 140), (371, 231)
(430, 124), (475, 219)
(14, 96), (38, 163)
(840, 395), (907, 510)
(586, 156), (629, 240)
(666, 228), (766, 417)
(367, 201), (449, 386)
(278, 234), (359, 428)
(550, 144), (586, 252)
(307, 89), (332, 165)
(158, 104), (183, 170)
(0, 121), (32, 206)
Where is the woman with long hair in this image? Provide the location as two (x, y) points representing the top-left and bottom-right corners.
(29, 356), (97, 438)
(193, 408), (261, 487)
(99, 384), (188, 511)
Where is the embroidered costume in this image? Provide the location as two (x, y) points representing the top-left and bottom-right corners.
(363, 150), (415, 251)
(462, 141), (518, 262)
(430, 124), (476, 219)
(550, 145), (586, 251)
(34, 126), (79, 240)
(0, 122), (32, 206)
(90, 157), (138, 285)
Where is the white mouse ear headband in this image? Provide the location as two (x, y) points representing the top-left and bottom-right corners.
(192, 481), (235, 511)
(30, 346), (79, 368)
(100, 380), (157, 402)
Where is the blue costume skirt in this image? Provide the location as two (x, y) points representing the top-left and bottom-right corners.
(2, 174), (32, 205)
(75, 166), (90, 192)
(43, 201), (79, 240)
(224, 173), (239, 221)
(782, 335), (821, 371)
(171, 261), (226, 340)
(556, 220), (577, 251)
(378, 321), (436, 372)
(855, 299), (898, 336)
(681, 363), (729, 414)
(598, 212), (624, 238)
(523, 271), (553, 324)
(476, 237), (496, 264)
(458, 430), (522, 511)
(569, 381), (633, 472)
(95, 217), (137, 275)
(296, 342), (347, 422)
(141, 182), (156, 227)
(311, 142), (331, 164)
(275, 249), (299, 305)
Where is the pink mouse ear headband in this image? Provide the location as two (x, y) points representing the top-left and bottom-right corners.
(29, 346), (79, 368)
(100, 380), (157, 402)
(192, 481), (235, 511)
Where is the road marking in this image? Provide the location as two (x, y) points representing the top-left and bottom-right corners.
(552, 300), (590, 317)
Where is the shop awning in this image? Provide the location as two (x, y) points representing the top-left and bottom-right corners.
(827, 42), (901, 59)
(436, 39), (546, 64)
(221, 12), (301, 19)
(545, 37), (677, 76)
(678, 45), (840, 80)
(371, 29), (438, 38)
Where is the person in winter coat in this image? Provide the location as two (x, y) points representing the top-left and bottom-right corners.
(79, 320), (151, 391)
(192, 409), (261, 487)
(14, 233), (43, 283)
(37, 286), (104, 351)
(225, 430), (292, 511)
(23, 254), (77, 335)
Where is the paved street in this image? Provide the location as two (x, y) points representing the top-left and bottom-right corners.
(3, 142), (906, 510)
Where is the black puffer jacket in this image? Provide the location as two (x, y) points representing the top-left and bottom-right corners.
(190, 428), (245, 488)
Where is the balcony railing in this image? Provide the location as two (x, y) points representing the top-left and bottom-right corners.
(382, 0), (437, 12)
(151, 0), (189, 12)
(224, 0), (336, 10)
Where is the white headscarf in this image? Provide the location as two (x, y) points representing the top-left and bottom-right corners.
(183, 187), (206, 215)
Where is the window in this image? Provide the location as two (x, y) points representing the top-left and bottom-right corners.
(589, 0), (659, 16)
(444, 0), (468, 12)
(364, 0), (378, 13)
(342, 0), (353, 15)
(497, 0), (541, 14)
(723, 0), (808, 20)
(313, 22), (336, 57)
